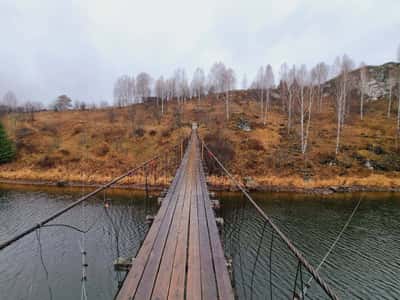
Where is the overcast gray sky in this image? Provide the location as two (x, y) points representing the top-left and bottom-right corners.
(1, 0), (399, 104)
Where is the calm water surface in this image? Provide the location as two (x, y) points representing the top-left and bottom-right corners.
(0, 184), (399, 299)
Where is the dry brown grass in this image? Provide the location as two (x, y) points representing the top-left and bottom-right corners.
(1, 93), (400, 190)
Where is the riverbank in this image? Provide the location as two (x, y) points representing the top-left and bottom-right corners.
(1, 173), (400, 194)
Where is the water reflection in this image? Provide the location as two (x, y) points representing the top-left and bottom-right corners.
(1, 185), (399, 299)
(220, 192), (400, 299)
(0, 184), (156, 300)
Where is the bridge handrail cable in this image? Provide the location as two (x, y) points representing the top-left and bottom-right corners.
(199, 137), (339, 300)
(0, 141), (186, 252)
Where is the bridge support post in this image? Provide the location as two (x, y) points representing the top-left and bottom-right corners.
(201, 142), (204, 161)
(180, 139), (183, 163)
(145, 166), (149, 199)
(146, 215), (155, 225)
(211, 199), (221, 211)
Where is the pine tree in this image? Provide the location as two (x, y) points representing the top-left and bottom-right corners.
(0, 122), (15, 163)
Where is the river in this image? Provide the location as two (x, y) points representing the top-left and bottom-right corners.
(0, 184), (399, 299)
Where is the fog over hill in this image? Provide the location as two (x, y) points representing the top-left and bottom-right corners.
(0, 0), (399, 104)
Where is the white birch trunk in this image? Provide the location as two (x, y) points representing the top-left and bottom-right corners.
(288, 89), (292, 134)
(335, 94), (342, 156)
(225, 91), (229, 120)
(360, 91), (364, 120)
(300, 86), (304, 153)
(387, 86), (392, 118)
(303, 87), (314, 154)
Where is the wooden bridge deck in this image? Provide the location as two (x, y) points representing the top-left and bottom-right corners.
(116, 130), (234, 300)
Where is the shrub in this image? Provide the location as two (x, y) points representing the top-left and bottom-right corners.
(135, 128), (145, 137)
(37, 155), (56, 169)
(59, 149), (70, 156)
(41, 123), (58, 135)
(16, 127), (34, 139)
(161, 129), (171, 138)
(94, 143), (110, 156)
(371, 153), (400, 171)
(319, 153), (336, 165)
(247, 138), (264, 151)
(204, 131), (235, 175)
(0, 122), (16, 163)
(16, 140), (36, 154)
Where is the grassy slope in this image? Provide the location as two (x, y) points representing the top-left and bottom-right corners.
(1, 91), (400, 190)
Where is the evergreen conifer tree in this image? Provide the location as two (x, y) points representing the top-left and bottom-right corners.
(0, 122), (15, 163)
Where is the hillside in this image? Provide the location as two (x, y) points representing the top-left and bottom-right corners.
(1, 82), (400, 192)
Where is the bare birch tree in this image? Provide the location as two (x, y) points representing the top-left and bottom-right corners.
(223, 67), (236, 120)
(191, 68), (205, 103)
(386, 64), (398, 118)
(155, 76), (166, 114)
(287, 65), (297, 134)
(334, 55), (355, 155)
(264, 64), (275, 124)
(397, 46), (400, 141)
(136, 72), (152, 102)
(297, 65), (309, 154)
(208, 62), (226, 100)
(255, 66), (265, 120)
(113, 75), (133, 107)
(2, 91), (18, 112)
(173, 68), (188, 105)
(359, 62), (367, 120)
(311, 62), (329, 112)
(279, 63), (289, 113)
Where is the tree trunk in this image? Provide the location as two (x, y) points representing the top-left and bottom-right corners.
(335, 98), (342, 156)
(260, 88), (264, 121)
(303, 87), (314, 154)
(225, 91), (229, 120)
(288, 89), (292, 134)
(387, 86), (392, 118)
(300, 86), (304, 153)
(264, 89), (270, 125)
(360, 91), (364, 120)
(318, 84), (322, 113)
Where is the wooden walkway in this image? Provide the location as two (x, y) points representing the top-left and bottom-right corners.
(116, 130), (234, 300)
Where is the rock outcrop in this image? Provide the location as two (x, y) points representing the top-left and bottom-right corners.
(324, 62), (400, 100)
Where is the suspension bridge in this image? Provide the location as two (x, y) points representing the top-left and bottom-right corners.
(0, 124), (342, 300)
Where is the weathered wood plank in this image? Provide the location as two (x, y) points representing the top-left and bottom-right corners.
(195, 142), (218, 300)
(116, 146), (189, 300)
(198, 155), (235, 300)
(186, 155), (202, 300)
(152, 149), (193, 300)
(134, 143), (193, 299)
(167, 156), (193, 300)
(116, 132), (234, 300)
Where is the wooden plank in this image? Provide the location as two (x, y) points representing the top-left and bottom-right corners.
(198, 156), (235, 300)
(134, 156), (190, 299)
(116, 146), (190, 300)
(195, 144), (218, 300)
(186, 152), (202, 300)
(167, 150), (193, 300)
(116, 133), (234, 300)
(151, 149), (192, 300)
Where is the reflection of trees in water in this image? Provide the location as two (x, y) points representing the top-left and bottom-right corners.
(221, 195), (328, 300)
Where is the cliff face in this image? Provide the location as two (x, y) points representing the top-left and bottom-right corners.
(324, 62), (400, 100)
(361, 62), (400, 99)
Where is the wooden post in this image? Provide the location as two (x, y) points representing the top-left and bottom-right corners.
(145, 166), (149, 199)
(180, 139), (183, 163)
(201, 142), (204, 161)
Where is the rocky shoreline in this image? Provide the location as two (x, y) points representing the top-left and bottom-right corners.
(1, 178), (400, 194)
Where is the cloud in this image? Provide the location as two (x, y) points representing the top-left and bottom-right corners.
(0, 0), (399, 104)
